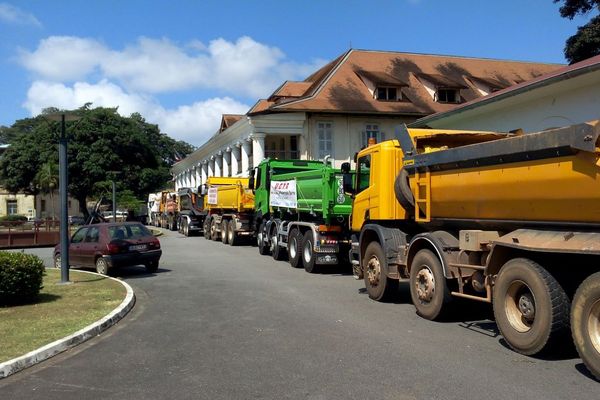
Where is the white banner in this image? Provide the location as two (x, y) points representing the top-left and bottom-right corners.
(269, 180), (297, 208)
(207, 187), (218, 205)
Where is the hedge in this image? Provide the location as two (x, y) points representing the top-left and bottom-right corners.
(0, 252), (46, 306)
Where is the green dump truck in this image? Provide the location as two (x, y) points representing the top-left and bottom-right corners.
(251, 158), (353, 273)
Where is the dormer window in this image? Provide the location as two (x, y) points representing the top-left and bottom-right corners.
(415, 73), (467, 104)
(376, 86), (400, 101)
(435, 88), (459, 103)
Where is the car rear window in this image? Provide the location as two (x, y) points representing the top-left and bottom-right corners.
(108, 224), (152, 240)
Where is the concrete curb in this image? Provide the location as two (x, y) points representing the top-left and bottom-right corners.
(0, 270), (135, 379)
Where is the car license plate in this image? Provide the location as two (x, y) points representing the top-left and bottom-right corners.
(129, 244), (147, 251)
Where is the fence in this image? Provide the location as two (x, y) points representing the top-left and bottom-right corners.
(0, 220), (61, 248)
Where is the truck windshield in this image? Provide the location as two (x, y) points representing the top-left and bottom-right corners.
(357, 155), (371, 193)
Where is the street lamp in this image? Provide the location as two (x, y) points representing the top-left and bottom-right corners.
(46, 112), (80, 284)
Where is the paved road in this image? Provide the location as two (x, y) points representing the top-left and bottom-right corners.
(1, 230), (598, 399)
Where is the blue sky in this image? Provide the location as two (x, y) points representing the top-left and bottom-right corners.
(0, 0), (593, 146)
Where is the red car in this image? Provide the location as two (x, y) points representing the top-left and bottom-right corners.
(53, 222), (162, 275)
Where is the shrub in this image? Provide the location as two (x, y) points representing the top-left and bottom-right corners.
(0, 252), (45, 306)
(0, 215), (28, 227)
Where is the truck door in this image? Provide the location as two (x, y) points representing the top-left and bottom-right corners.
(352, 153), (374, 231)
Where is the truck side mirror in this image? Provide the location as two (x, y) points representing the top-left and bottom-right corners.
(248, 169), (255, 190)
(200, 184), (208, 196)
(341, 163), (354, 195)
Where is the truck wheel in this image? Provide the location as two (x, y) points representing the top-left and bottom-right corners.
(221, 220), (229, 244)
(302, 230), (319, 273)
(409, 249), (451, 320)
(493, 258), (570, 356)
(183, 220), (191, 237)
(364, 241), (398, 301)
(210, 219), (219, 241)
(271, 228), (287, 261)
(571, 272), (600, 380)
(288, 229), (303, 268)
(203, 218), (210, 239)
(257, 221), (270, 255)
(228, 220), (238, 246)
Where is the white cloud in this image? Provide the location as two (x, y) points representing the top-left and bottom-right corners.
(23, 80), (249, 145)
(19, 35), (326, 98)
(0, 3), (41, 27)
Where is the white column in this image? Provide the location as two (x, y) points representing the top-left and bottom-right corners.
(223, 148), (231, 177)
(202, 161), (208, 183)
(232, 143), (240, 176)
(215, 152), (223, 177)
(209, 157), (215, 177)
(241, 140), (251, 176)
(174, 175), (179, 191)
(252, 133), (266, 168)
(195, 164), (202, 187)
(191, 168), (197, 188)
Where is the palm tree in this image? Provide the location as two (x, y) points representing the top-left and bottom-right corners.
(35, 162), (59, 220)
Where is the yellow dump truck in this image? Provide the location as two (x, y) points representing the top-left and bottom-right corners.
(201, 177), (255, 245)
(343, 120), (600, 379)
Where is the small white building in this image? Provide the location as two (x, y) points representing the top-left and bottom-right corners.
(409, 54), (600, 132)
(172, 49), (561, 190)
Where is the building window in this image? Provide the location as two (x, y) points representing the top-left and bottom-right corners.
(317, 122), (333, 160)
(290, 135), (299, 159)
(361, 124), (385, 147)
(376, 87), (399, 101)
(435, 88), (460, 103)
(6, 200), (17, 215)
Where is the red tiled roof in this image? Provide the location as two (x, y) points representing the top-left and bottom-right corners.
(249, 49), (562, 117)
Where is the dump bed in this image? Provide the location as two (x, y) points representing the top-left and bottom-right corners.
(396, 121), (600, 225)
(204, 177), (255, 213)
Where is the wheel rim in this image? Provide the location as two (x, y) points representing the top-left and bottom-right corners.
(228, 225), (234, 242)
(54, 255), (61, 269)
(289, 236), (297, 259)
(257, 231), (263, 247)
(303, 240), (312, 263)
(587, 298), (600, 354)
(97, 259), (106, 274)
(271, 235), (277, 253)
(414, 266), (435, 303)
(505, 280), (536, 333)
(366, 255), (381, 286)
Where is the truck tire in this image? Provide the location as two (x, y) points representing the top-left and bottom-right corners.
(210, 219), (219, 241)
(203, 218), (211, 239)
(288, 228), (303, 268)
(409, 249), (451, 320)
(364, 241), (397, 301)
(228, 219), (238, 246)
(302, 230), (319, 273)
(221, 220), (229, 244)
(257, 221), (270, 255)
(493, 258), (570, 356)
(394, 168), (414, 216)
(571, 272), (600, 380)
(271, 227), (287, 261)
(183, 220), (191, 237)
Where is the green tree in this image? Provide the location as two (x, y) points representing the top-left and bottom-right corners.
(34, 161), (59, 220)
(555, 0), (600, 63)
(0, 106), (194, 218)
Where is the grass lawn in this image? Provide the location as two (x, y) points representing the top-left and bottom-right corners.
(0, 269), (126, 363)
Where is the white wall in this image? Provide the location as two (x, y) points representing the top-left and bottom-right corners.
(425, 72), (600, 133)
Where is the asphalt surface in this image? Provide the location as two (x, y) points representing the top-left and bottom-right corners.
(1, 229), (598, 399)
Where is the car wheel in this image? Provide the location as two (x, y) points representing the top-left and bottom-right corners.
(53, 254), (61, 269)
(95, 257), (109, 275)
(145, 260), (159, 273)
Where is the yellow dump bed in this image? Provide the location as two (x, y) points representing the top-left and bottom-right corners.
(204, 177), (255, 212)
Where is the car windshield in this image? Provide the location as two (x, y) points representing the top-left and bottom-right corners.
(108, 224), (152, 240)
